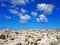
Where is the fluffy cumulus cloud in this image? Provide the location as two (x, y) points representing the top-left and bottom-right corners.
(19, 13), (23, 16)
(0, 0), (35, 6)
(36, 14), (48, 22)
(10, 0), (29, 5)
(37, 3), (54, 14)
(8, 8), (31, 23)
(20, 8), (26, 13)
(9, 9), (19, 14)
(9, 0), (35, 5)
(0, 0), (55, 23)
(19, 14), (31, 23)
(31, 12), (37, 16)
(20, 14), (31, 20)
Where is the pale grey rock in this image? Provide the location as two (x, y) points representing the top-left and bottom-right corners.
(0, 30), (60, 45)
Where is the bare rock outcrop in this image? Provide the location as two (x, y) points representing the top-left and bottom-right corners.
(0, 30), (60, 45)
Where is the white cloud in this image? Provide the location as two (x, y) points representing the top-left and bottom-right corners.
(9, 5), (16, 8)
(31, 12), (37, 16)
(10, 0), (35, 5)
(19, 13), (23, 16)
(0, 0), (35, 5)
(37, 3), (54, 14)
(20, 8), (26, 13)
(20, 14), (31, 20)
(3, 15), (12, 19)
(36, 18), (40, 22)
(9, 9), (19, 14)
(19, 14), (31, 23)
(36, 14), (48, 22)
(10, 0), (29, 5)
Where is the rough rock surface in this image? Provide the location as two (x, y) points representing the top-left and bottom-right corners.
(0, 30), (60, 45)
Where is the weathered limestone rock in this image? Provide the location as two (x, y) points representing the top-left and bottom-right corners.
(0, 30), (60, 45)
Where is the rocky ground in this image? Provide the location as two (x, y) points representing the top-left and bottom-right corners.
(0, 30), (60, 45)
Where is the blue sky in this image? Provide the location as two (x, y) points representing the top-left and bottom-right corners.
(0, 0), (60, 30)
